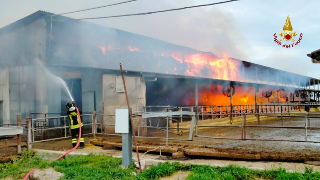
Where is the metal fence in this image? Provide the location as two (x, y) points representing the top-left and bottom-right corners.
(7, 103), (319, 146)
(30, 113), (95, 142)
(195, 112), (320, 143)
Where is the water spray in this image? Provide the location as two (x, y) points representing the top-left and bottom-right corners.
(23, 60), (78, 179)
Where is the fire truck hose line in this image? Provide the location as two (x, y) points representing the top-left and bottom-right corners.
(23, 107), (82, 180)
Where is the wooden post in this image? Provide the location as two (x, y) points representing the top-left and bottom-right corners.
(26, 117), (32, 149)
(17, 114), (21, 154)
(92, 111), (96, 139)
(219, 106), (221, 118)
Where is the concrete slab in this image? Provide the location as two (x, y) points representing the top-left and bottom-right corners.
(0, 126), (23, 136)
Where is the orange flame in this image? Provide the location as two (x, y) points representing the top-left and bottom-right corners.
(240, 95), (249, 104)
(128, 46), (139, 52)
(276, 91), (287, 102)
(99, 46), (106, 55)
(98, 44), (242, 81)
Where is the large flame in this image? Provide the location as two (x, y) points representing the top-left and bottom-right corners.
(182, 85), (289, 106)
(97, 44), (294, 106)
(98, 45), (241, 81)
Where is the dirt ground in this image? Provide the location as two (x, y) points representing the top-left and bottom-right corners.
(91, 108), (320, 162)
(2, 108), (320, 164)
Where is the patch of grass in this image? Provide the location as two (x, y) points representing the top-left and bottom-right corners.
(2, 150), (320, 180)
(50, 153), (136, 180)
(0, 149), (49, 179)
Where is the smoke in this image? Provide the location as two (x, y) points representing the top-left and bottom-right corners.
(98, 5), (250, 60)
(34, 59), (74, 102)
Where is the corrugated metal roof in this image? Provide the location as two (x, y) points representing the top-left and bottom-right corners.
(1, 10), (318, 83)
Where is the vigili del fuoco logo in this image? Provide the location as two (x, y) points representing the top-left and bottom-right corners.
(273, 16), (303, 48)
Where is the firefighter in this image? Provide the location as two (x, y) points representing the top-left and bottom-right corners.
(66, 101), (85, 149)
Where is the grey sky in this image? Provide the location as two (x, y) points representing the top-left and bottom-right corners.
(1, 0), (319, 78)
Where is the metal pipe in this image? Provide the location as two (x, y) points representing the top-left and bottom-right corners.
(64, 117), (67, 138)
(120, 63), (142, 173)
(166, 116), (169, 147)
(92, 111), (96, 139)
(230, 83), (233, 123)
(195, 82), (199, 134)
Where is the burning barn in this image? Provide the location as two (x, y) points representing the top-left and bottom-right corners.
(0, 10), (319, 126)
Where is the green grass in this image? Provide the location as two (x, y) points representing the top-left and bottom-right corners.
(1, 149), (320, 180)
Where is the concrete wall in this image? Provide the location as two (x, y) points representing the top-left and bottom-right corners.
(102, 74), (146, 114)
(0, 68), (10, 124)
(102, 74), (146, 134)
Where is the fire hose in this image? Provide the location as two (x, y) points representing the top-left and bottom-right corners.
(23, 107), (82, 180)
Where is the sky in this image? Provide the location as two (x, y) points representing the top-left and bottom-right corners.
(1, 0), (320, 78)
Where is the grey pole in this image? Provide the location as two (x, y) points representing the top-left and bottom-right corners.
(166, 116), (169, 147)
(255, 86), (258, 116)
(195, 82), (199, 134)
(122, 112), (133, 168)
(230, 82), (233, 124)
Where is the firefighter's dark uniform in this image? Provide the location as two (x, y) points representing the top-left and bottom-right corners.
(66, 102), (85, 148)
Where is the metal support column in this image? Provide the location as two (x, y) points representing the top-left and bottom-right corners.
(273, 89), (276, 112)
(195, 82), (199, 134)
(230, 82), (233, 124)
(255, 86), (258, 117)
(166, 116), (169, 147)
(122, 115), (133, 168)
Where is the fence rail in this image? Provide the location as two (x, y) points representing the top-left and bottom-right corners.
(2, 103), (320, 151)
